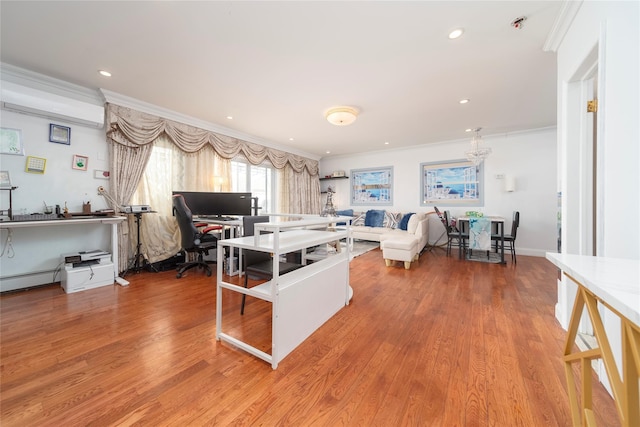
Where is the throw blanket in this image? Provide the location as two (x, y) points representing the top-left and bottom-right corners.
(469, 218), (491, 250)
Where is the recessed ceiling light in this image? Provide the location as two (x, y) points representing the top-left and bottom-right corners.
(326, 150), (331, 154)
(448, 28), (464, 39)
(384, 141), (390, 145)
(98, 70), (112, 77)
(289, 138), (294, 141)
(226, 116), (233, 120)
(465, 128), (473, 132)
(459, 99), (470, 104)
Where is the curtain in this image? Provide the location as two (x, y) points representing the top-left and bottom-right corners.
(278, 164), (321, 215)
(106, 103), (319, 174)
(107, 134), (154, 273)
(129, 137), (231, 264)
(105, 103), (320, 273)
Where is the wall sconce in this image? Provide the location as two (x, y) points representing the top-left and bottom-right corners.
(504, 176), (516, 192)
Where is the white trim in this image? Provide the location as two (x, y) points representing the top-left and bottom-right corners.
(543, 0), (584, 52)
(0, 62), (104, 105)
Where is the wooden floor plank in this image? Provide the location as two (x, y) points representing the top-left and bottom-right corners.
(0, 247), (620, 426)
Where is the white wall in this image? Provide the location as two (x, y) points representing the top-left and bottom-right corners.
(320, 127), (558, 257)
(555, 0), (639, 396)
(0, 109), (113, 291)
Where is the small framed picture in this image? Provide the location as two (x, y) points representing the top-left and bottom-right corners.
(72, 154), (88, 171)
(49, 124), (71, 145)
(0, 171), (12, 188)
(25, 156), (47, 174)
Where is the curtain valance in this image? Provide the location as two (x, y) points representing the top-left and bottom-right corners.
(106, 103), (318, 175)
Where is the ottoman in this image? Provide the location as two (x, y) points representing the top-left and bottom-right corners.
(380, 235), (420, 269)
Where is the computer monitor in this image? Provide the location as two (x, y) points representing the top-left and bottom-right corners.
(172, 191), (252, 216)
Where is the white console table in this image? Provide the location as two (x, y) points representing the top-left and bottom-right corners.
(0, 216), (128, 288)
(216, 216), (352, 369)
(546, 253), (639, 427)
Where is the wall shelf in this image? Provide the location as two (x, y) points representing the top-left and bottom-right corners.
(320, 176), (348, 181)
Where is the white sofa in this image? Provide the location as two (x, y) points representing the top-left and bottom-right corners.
(347, 211), (431, 269)
(350, 211), (430, 245)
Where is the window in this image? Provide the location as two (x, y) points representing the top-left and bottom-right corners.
(231, 160), (276, 214)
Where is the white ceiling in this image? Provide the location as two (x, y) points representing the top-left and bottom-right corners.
(0, 1), (561, 159)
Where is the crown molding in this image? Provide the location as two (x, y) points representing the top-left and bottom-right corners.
(0, 62), (104, 105)
(543, 0), (583, 52)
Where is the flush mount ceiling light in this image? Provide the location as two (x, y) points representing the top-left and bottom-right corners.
(325, 106), (358, 126)
(98, 70), (112, 77)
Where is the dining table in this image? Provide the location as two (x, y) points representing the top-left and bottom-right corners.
(457, 215), (506, 264)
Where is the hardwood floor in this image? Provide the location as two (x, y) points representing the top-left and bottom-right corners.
(1, 248), (619, 426)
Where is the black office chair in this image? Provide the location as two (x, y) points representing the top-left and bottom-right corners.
(444, 210), (468, 256)
(492, 211), (520, 263)
(240, 215), (302, 315)
(172, 194), (220, 278)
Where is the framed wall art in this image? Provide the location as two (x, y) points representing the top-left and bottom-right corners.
(0, 127), (24, 155)
(25, 156), (47, 174)
(350, 166), (393, 206)
(72, 154), (88, 171)
(0, 171), (12, 188)
(49, 124), (71, 144)
(420, 159), (484, 207)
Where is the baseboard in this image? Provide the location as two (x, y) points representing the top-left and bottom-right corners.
(0, 270), (60, 292)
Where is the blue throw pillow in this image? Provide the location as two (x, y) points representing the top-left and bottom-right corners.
(399, 213), (415, 231)
(335, 209), (354, 226)
(364, 210), (385, 227)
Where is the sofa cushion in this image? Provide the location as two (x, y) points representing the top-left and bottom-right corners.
(384, 211), (402, 229)
(352, 212), (366, 226)
(407, 212), (426, 234)
(398, 212), (415, 230)
(335, 209), (354, 226)
(365, 210), (385, 227)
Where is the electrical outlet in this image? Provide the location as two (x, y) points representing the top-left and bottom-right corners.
(495, 174), (505, 179)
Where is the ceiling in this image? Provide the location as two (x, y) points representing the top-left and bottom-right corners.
(0, 1), (561, 159)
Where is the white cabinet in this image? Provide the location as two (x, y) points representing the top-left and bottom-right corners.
(215, 216), (352, 369)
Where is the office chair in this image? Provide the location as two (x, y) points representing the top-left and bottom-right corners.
(172, 194), (220, 278)
(240, 215), (302, 315)
(492, 211), (520, 263)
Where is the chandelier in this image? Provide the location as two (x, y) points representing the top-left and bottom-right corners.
(465, 128), (492, 165)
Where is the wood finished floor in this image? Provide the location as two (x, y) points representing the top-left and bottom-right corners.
(1, 248), (619, 426)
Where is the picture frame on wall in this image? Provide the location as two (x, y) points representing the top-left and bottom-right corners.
(420, 159), (484, 207)
(0, 171), (12, 188)
(72, 154), (88, 171)
(49, 124), (71, 145)
(350, 166), (393, 206)
(0, 127), (25, 155)
(25, 156), (47, 174)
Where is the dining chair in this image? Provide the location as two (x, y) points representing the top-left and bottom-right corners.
(240, 215), (303, 315)
(492, 211), (520, 263)
(444, 210), (468, 256)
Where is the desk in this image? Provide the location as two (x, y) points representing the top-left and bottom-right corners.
(457, 216), (505, 264)
(0, 216), (128, 287)
(196, 217), (243, 275)
(216, 216), (352, 369)
(546, 253), (640, 427)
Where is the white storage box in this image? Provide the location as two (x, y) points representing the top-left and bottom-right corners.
(61, 262), (114, 293)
